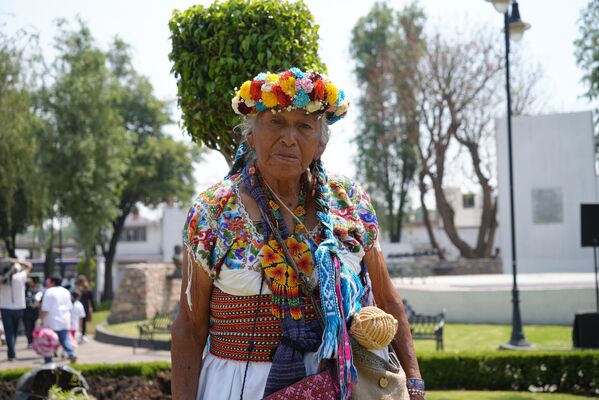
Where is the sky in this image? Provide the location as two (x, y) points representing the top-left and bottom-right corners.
(1, 0), (595, 202)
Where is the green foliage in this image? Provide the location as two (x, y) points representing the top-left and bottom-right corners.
(0, 29), (49, 256)
(419, 351), (599, 396)
(96, 299), (112, 312)
(169, 0), (325, 165)
(99, 37), (197, 300)
(42, 19), (129, 257)
(350, 2), (424, 242)
(0, 362), (171, 382)
(574, 0), (599, 100)
(75, 258), (96, 288)
(48, 385), (92, 400)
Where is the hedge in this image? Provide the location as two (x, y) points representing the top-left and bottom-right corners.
(1, 353), (598, 395)
(0, 361), (170, 382)
(419, 351), (599, 396)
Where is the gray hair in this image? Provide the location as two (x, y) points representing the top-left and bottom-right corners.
(236, 113), (331, 165)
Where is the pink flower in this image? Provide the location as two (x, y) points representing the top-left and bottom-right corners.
(295, 77), (313, 93)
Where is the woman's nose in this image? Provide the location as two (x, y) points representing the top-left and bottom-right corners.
(280, 126), (299, 146)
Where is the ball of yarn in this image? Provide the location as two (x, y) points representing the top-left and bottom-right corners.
(350, 306), (398, 350)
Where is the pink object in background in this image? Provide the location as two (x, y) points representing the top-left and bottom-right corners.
(32, 328), (60, 357)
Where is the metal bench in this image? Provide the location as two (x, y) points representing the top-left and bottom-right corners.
(403, 299), (445, 351)
(137, 312), (173, 349)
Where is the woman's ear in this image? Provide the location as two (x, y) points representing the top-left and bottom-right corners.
(246, 130), (255, 148)
(315, 142), (326, 160)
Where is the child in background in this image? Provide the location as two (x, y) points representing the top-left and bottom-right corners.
(70, 291), (86, 345)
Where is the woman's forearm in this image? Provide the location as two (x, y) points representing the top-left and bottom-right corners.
(384, 298), (422, 379)
(171, 317), (207, 400)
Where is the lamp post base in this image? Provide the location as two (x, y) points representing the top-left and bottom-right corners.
(498, 342), (536, 351)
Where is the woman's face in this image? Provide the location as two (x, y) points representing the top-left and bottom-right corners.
(248, 109), (324, 181)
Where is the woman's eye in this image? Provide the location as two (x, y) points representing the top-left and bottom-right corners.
(270, 118), (283, 126)
(299, 123), (312, 130)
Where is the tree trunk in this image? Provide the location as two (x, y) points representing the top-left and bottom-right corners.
(4, 239), (16, 258)
(418, 171), (445, 260)
(103, 201), (132, 300)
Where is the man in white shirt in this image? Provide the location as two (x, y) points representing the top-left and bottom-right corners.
(0, 258), (32, 361)
(40, 276), (76, 363)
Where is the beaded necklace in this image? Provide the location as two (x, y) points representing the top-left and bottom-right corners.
(252, 168), (314, 320)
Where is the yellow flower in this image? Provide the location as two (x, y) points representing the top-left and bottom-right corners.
(239, 81), (252, 101)
(280, 77), (296, 97)
(326, 82), (338, 106)
(261, 91), (278, 108)
(266, 73), (280, 83)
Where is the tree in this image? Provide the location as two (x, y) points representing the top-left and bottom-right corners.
(350, 2), (424, 242)
(574, 0), (599, 101)
(416, 29), (540, 259)
(0, 29), (48, 257)
(43, 20), (128, 277)
(169, 0), (325, 165)
(98, 39), (197, 300)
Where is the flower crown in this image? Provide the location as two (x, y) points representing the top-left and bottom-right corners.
(232, 67), (349, 124)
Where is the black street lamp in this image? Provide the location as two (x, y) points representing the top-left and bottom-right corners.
(485, 0), (534, 349)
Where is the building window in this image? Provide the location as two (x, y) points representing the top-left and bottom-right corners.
(462, 193), (475, 209)
(119, 227), (147, 242)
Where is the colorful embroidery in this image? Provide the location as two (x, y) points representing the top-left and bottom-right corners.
(182, 173), (378, 278)
(261, 237), (313, 320)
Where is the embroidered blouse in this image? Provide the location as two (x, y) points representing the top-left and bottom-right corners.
(182, 173), (378, 298)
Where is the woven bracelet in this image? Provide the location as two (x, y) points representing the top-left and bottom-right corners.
(407, 378), (425, 397)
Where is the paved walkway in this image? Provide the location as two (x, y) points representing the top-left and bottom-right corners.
(0, 336), (171, 371)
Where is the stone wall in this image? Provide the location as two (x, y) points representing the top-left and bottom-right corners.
(387, 257), (502, 277)
(108, 263), (182, 324)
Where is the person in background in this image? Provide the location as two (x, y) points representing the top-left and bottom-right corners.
(22, 278), (42, 349)
(40, 276), (76, 364)
(70, 291), (86, 344)
(74, 276), (94, 342)
(0, 257), (32, 361)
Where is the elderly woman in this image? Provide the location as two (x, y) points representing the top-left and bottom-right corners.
(172, 68), (424, 400)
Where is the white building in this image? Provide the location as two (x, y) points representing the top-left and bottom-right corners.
(496, 110), (598, 273)
(113, 206), (187, 292)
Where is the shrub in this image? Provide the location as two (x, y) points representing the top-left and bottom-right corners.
(0, 362), (171, 382)
(169, 0), (326, 164)
(419, 351), (599, 396)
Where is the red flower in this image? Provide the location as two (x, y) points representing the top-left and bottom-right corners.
(313, 80), (325, 101)
(272, 85), (292, 107)
(237, 101), (252, 115)
(280, 71), (294, 79)
(250, 80), (263, 101)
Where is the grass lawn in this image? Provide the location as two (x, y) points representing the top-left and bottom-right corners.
(101, 317), (170, 341)
(89, 310), (109, 335)
(428, 391), (590, 399)
(93, 314), (573, 351)
(414, 324), (572, 354)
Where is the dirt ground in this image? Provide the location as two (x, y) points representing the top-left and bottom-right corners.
(0, 370), (172, 399)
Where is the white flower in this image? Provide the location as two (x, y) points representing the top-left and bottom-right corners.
(305, 101), (323, 113)
(261, 82), (274, 92)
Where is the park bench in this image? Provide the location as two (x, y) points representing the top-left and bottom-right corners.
(137, 312), (173, 350)
(403, 299), (445, 351)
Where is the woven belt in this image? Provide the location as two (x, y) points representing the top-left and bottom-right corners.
(209, 286), (317, 362)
